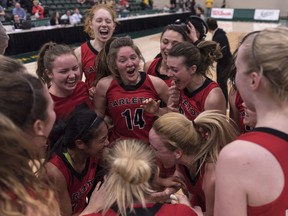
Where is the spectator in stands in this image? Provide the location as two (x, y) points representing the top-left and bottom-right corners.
(196, 6), (205, 20)
(31, 0), (44, 19)
(140, 0), (148, 10)
(50, 10), (60, 25)
(190, 0), (196, 15)
(0, 0), (7, 8)
(70, 8), (82, 25)
(170, 0), (176, 10)
(0, 5), (5, 22)
(0, 21), (8, 54)
(12, 14), (22, 29)
(12, 2), (26, 20)
(60, 9), (72, 24)
(221, 0), (226, 8)
(119, 0), (129, 11)
(205, 0), (213, 17)
(206, 17), (232, 105)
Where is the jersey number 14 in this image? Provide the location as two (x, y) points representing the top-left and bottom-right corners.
(122, 108), (145, 130)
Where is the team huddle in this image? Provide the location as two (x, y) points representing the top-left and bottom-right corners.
(0, 3), (288, 216)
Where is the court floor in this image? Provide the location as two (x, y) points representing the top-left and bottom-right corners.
(24, 21), (281, 77)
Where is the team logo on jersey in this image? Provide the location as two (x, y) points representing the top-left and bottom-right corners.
(181, 99), (198, 117)
(72, 179), (94, 202)
(84, 66), (96, 75)
(110, 97), (146, 107)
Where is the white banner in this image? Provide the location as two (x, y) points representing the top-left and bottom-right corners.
(211, 8), (234, 19)
(254, 9), (280, 21)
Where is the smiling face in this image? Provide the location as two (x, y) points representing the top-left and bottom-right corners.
(47, 54), (81, 96)
(90, 8), (115, 43)
(115, 46), (141, 85)
(86, 121), (109, 157)
(149, 128), (177, 169)
(167, 55), (195, 90)
(160, 30), (185, 63)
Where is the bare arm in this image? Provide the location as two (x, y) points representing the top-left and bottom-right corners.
(74, 46), (83, 78)
(93, 76), (112, 118)
(215, 140), (285, 216)
(44, 162), (74, 216)
(144, 60), (153, 73)
(202, 163), (216, 216)
(204, 87), (226, 115)
(142, 75), (169, 116)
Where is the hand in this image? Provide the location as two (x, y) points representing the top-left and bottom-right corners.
(170, 194), (203, 215)
(89, 86), (96, 101)
(167, 81), (180, 111)
(141, 98), (160, 115)
(150, 187), (178, 203)
(186, 21), (199, 43)
(79, 180), (107, 216)
(155, 176), (183, 189)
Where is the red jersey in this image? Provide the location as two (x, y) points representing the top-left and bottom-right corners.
(106, 73), (159, 143)
(235, 91), (253, 133)
(147, 57), (172, 86)
(237, 128), (288, 216)
(50, 81), (93, 121)
(49, 153), (100, 214)
(81, 41), (99, 87)
(179, 78), (219, 121)
(83, 203), (197, 216)
(178, 164), (206, 212)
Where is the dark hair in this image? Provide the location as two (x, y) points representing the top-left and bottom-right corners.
(160, 24), (191, 42)
(179, 15), (208, 40)
(36, 42), (75, 85)
(49, 104), (104, 151)
(0, 73), (48, 130)
(64, 107), (103, 148)
(206, 17), (218, 31)
(168, 41), (222, 76)
(93, 37), (117, 86)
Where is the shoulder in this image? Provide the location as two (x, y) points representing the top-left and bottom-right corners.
(74, 46), (82, 63)
(149, 74), (168, 91)
(144, 59), (153, 73)
(44, 161), (67, 185)
(95, 76), (113, 93)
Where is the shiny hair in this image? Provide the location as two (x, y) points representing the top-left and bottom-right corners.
(0, 55), (27, 74)
(160, 24), (191, 42)
(102, 139), (157, 216)
(168, 41), (222, 76)
(0, 113), (60, 216)
(36, 42), (75, 85)
(107, 37), (144, 81)
(239, 27), (288, 100)
(83, 4), (118, 39)
(0, 73), (48, 131)
(152, 111), (239, 169)
(93, 37), (117, 86)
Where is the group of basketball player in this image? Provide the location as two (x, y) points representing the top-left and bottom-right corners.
(0, 3), (287, 216)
